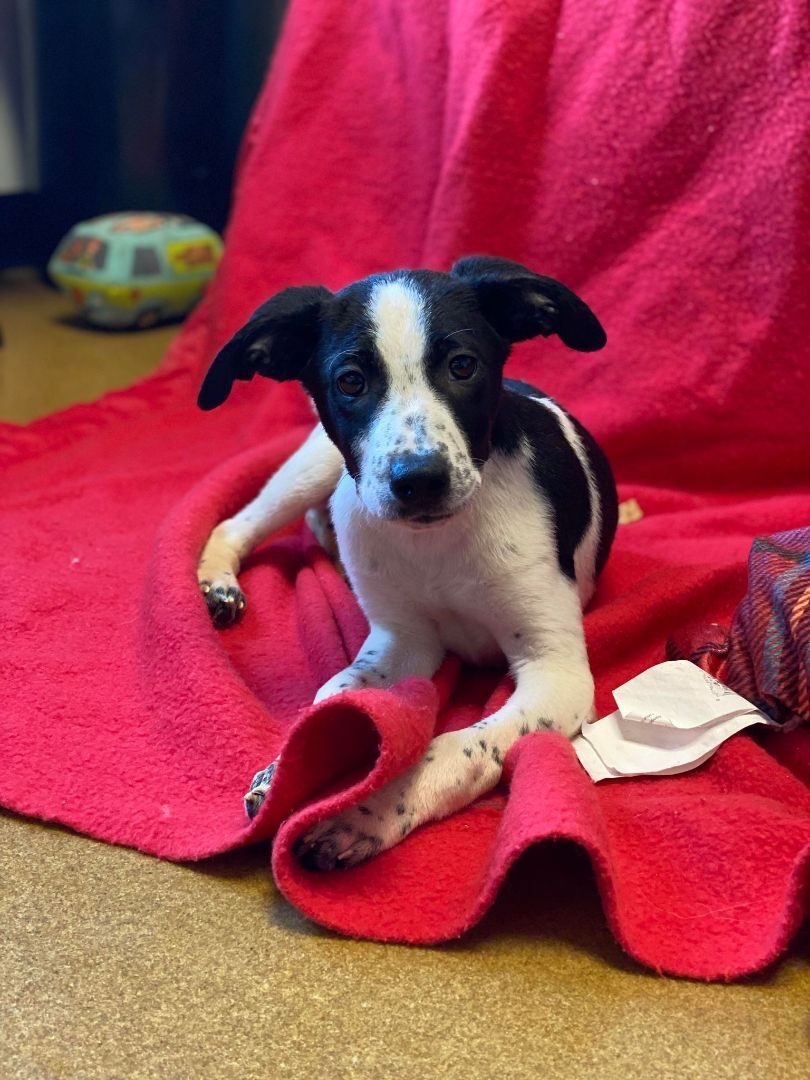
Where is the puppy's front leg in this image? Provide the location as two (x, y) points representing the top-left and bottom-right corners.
(296, 629), (594, 869)
(243, 619), (444, 818)
(198, 424), (343, 625)
(313, 621), (445, 702)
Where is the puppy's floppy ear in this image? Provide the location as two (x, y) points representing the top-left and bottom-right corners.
(451, 255), (606, 352)
(197, 285), (331, 410)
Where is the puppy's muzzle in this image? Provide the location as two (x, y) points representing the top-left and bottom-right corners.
(388, 451), (451, 521)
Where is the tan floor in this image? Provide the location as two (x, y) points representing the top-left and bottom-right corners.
(0, 268), (179, 424)
(1, 272), (808, 1079)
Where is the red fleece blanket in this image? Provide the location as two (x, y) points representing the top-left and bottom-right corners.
(2, 0), (809, 979)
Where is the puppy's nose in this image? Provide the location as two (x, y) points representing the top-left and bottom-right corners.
(389, 452), (450, 508)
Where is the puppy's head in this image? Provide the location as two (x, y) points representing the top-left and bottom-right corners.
(198, 256), (605, 525)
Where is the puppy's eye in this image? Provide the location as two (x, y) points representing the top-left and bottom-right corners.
(336, 369), (366, 397)
(448, 355), (477, 381)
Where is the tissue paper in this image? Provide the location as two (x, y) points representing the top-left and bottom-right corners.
(574, 661), (776, 781)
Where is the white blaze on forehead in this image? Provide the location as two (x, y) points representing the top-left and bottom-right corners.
(356, 275), (478, 518)
(368, 277), (427, 384)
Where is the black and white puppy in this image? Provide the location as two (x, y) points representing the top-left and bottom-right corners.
(197, 256), (618, 870)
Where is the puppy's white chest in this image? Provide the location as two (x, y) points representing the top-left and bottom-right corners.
(330, 454), (557, 664)
(359, 538), (502, 663)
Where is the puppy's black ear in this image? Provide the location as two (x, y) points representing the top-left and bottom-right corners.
(197, 285), (331, 410)
(451, 255), (606, 352)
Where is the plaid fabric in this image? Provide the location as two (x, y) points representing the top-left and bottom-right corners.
(667, 528), (810, 728)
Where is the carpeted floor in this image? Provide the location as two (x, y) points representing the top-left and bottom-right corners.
(1, 273), (808, 1079)
(0, 269), (179, 424)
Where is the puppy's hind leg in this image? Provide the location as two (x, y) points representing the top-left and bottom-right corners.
(313, 620), (445, 702)
(198, 423), (343, 625)
(296, 636), (594, 868)
(244, 620), (445, 820)
(305, 503), (344, 575)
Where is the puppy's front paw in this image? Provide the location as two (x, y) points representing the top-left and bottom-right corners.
(243, 759), (278, 818)
(313, 671), (359, 704)
(200, 579), (246, 627)
(294, 813), (385, 871)
(294, 778), (420, 871)
(313, 662), (390, 703)
(293, 730), (503, 871)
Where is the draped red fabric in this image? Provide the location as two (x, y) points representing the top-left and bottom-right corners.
(2, 0), (809, 978)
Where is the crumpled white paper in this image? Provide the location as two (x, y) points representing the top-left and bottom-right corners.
(573, 660), (776, 782)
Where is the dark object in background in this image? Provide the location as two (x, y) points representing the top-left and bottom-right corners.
(667, 528), (810, 730)
(0, 0), (287, 270)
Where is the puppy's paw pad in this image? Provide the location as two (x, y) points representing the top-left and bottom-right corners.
(201, 581), (246, 627)
(243, 760), (277, 819)
(294, 820), (383, 871)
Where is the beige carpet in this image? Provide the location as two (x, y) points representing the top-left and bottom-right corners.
(1, 272), (808, 1079)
